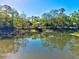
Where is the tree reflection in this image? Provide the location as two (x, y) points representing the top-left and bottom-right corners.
(69, 37), (79, 56)
(41, 32), (71, 50)
(0, 37), (28, 59)
(0, 32), (79, 59)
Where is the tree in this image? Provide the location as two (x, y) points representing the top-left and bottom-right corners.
(50, 9), (59, 17)
(59, 8), (65, 13)
(20, 12), (27, 29)
(42, 12), (52, 20)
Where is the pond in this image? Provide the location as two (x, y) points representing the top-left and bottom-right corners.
(0, 31), (79, 59)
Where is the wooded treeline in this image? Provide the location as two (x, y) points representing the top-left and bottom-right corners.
(0, 5), (79, 32)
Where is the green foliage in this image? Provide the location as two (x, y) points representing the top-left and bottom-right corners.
(0, 5), (79, 29)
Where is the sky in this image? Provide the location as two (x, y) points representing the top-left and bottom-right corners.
(0, 0), (79, 16)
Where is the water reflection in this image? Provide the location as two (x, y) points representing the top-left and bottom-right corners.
(0, 38), (29, 59)
(0, 32), (79, 59)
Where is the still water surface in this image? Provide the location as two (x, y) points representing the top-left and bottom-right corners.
(0, 32), (79, 59)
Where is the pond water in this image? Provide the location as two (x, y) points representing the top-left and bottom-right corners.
(0, 32), (79, 59)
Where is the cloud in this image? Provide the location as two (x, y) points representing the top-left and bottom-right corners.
(0, 0), (27, 13)
(0, 0), (27, 5)
(0, 0), (27, 9)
